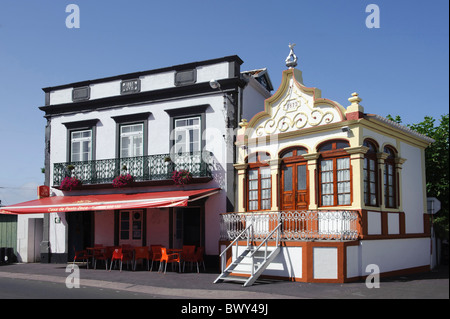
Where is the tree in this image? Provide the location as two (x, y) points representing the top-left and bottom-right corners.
(387, 114), (449, 239)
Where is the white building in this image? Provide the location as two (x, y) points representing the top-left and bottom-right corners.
(2, 56), (272, 264)
(216, 47), (435, 284)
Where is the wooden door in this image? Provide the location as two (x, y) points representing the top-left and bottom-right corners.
(281, 162), (309, 211)
(281, 162), (309, 235)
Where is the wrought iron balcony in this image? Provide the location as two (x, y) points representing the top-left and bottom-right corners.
(53, 151), (212, 187)
(220, 210), (360, 241)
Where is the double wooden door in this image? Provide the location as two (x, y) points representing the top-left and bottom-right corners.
(281, 162), (309, 211)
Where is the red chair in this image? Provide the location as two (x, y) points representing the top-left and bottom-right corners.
(159, 247), (181, 274)
(94, 246), (114, 270)
(150, 245), (163, 272)
(73, 246), (93, 269)
(109, 248), (132, 272)
(184, 247), (205, 273)
(133, 246), (150, 271)
(180, 245), (196, 272)
(192, 247), (205, 273)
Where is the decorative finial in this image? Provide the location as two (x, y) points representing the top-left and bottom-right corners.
(285, 43), (298, 68)
(239, 119), (248, 128)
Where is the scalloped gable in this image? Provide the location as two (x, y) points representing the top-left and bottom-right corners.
(246, 68), (346, 139)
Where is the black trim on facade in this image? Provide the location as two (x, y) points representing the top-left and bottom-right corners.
(39, 78), (245, 118)
(62, 119), (100, 129)
(112, 112), (151, 158)
(165, 105), (208, 154)
(42, 55), (243, 93)
(175, 69), (197, 87)
(120, 78), (141, 95)
(64, 119), (99, 162)
(72, 86), (91, 102)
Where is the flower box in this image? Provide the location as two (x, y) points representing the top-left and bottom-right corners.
(172, 170), (193, 185)
(60, 176), (82, 191)
(113, 174), (134, 188)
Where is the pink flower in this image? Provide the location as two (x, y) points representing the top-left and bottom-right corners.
(172, 170), (193, 185)
(113, 174), (134, 188)
(60, 177), (82, 191)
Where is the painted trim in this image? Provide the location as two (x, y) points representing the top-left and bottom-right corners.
(39, 78), (245, 118)
(42, 55), (244, 92)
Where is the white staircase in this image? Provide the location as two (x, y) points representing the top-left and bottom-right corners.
(214, 223), (281, 287)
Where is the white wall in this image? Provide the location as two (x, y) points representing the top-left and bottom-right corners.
(347, 238), (430, 278)
(49, 212), (66, 254)
(147, 208), (170, 247)
(313, 247), (338, 279)
(16, 214), (44, 262)
(231, 245), (303, 279)
(400, 141), (426, 233)
(241, 77), (271, 122)
(48, 62), (232, 105)
(49, 94), (229, 186)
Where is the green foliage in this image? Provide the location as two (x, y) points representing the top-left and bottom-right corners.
(388, 114), (449, 239)
(409, 115), (449, 239)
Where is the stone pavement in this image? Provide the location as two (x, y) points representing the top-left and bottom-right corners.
(0, 262), (448, 299)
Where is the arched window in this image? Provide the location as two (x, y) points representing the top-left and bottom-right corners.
(246, 152), (271, 211)
(280, 147), (307, 160)
(363, 139), (379, 206)
(318, 140), (351, 206)
(384, 146), (397, 208)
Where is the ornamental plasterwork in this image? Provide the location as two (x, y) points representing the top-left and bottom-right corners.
(253, 77), (340, 138)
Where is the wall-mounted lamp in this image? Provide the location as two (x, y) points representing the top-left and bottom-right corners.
(209, 79), (221, 90)
(341, 126), (352, 137)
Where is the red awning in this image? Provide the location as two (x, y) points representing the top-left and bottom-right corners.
(0, 188), (220, 215)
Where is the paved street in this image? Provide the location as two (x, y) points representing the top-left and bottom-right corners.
(0, 263), (448, 300)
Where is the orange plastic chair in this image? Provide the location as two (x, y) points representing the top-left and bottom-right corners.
(133, 246), (150, 271)
(94, 246), (114, 270)
(180, 245), (196, 272)
(159, 247), (181, 274)
(150, 245), (163, 271)
(109, 248), (132, 272)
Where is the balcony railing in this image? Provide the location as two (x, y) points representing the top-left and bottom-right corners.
(220, 210), (360, 241)
(53, 151), (212, 187)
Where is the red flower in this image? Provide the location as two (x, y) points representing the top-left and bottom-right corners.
(113, 174), (134, 188)
(172, 170), (193, 185)
(60, 177), (82, 191)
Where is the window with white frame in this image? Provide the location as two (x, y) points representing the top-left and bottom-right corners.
(174, 116), (201, 154)
(120, 123), (143, 158)
(318, 140), (351, 206)
(247, 152), (272, 211)
(70, 130), (92, 162)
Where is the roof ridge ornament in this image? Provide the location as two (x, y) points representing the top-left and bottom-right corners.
(285, 43), (298, 68)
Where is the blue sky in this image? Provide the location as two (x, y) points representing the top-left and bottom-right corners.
(0, 0), (448, 206)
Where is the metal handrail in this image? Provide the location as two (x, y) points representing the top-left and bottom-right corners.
(250, 222), (281, 258)
(219, 224), (252, 258)
(219, 210), (360, 241)
(53, 151), (212, 186)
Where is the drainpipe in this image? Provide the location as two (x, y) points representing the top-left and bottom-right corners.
(41, 117), (51, 263)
